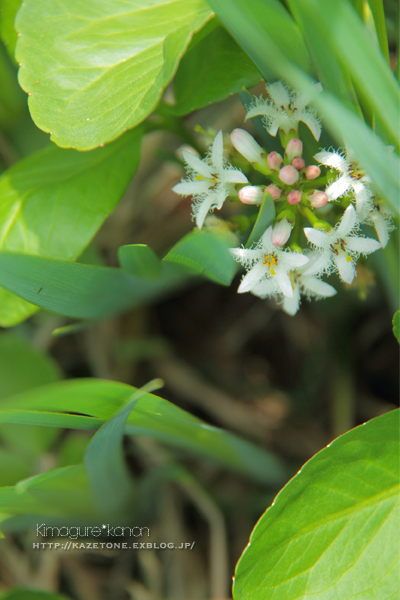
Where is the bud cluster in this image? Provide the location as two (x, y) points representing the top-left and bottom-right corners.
(172, 81), (394, 315)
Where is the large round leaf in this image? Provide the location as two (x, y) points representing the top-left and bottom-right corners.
(15, 0), (212, 149)
(234, 410), (400, 600)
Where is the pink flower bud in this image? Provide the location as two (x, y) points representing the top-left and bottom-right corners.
(305, 165), (321, 180)
(308, 190), (328, 208)
(285, 138), (303, 162)
(267, 151), (283, 171)
(278, 165), (299, 186)
(238, 185), (264, 205)
(271, 218), (292, 247)
(287, 189), (302, 205)
(265, 184), (282, 201)
(291, 157), (305, 171)
(230, 129), (264, 163)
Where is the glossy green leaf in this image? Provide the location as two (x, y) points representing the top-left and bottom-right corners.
(0, 252), (189, 321)
(171, 26), (261, 115)
(164, 230), (238, 285)
(208, 0), (400, 213)
(15, 0), (212, 149)
(0, 379), (286, 485)
(0, 128), (142, 326)
(393, 311), (400, 343)
(245, 193), (275, 248)
(118, 244), (162, 279)
(234, 410), (400, 600)
(84, 380), (162, 516)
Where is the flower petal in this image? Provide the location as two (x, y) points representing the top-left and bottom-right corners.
(337, 204), (357, 237)
(194, 196), (215, 230)
(267, 82), (290, 107)
(325, 175), (352, 201)
(371, 213), (389, 248)
(294, 83), (322, 111)
(302, 251), (331, 276)
(182, 150), (212, 178)
(211, 130), (224, 171)
(345, 236), (381, 255)
(304, 227), (330, 248)
(223, 169), (248, 184)
(260, 227), (274, 252)
(299, 112), (321, 141)
(251, 278), (278, 298)
(230, 248), (263, 264)
(314, 151), (349, 173)
(301, 276), (337, 298)
(282, 284), (301, 315)
(274, 269), (293, 298)
(283, 251), (309, 269)
(335, 253), (356, 284)
(238, 262), (266, 293)
(265, 120), (280, 137)
(172, 180), (211, 196)
(245, 103), (275, 120)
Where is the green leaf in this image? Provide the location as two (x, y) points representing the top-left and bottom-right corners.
(0, 590), (72, 600)
(0, 379), (286, 486)
(287, 0), (399, 146)
(0, 127), (142, 326)
(234, 410), (400, 600)
(118, 244), (162, 279)
(164, 230), (238, 285)
(0, 252), (188, 321)
(0, 448), (30, 486)
(0, 43), (25, 128)
(15, 0), (212, 149)
(84, 379), (163, 516)
(367, 0), (390, 62)
(207, 0), (400, 213)
(0, 0), (22, 61)
(286, 0), (357, 108)
(170, 26), (261, 115)
(245, 193), (275, 248)
(0, 333), (61, 466)
(0, 465), (94, 518)
(0, 333), (60, 400)
(207, 0), (310, 80)
(393, 311), (400, 343)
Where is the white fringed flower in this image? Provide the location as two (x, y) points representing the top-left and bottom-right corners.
(230, 227), (309, 299)
(173, 131), (248, 230)
(245, 81), (322, 140)
(315, 149), (395, 247)
(251, 252), (337, 315)
(368, 204), (395, 249)
(314, 149), (371, 211)
(303, 205), (381, 284)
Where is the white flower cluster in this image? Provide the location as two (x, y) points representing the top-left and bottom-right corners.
(173, 131), (247, 230)
(314, 149), (394, 248)
(172, 81), (394, 316)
